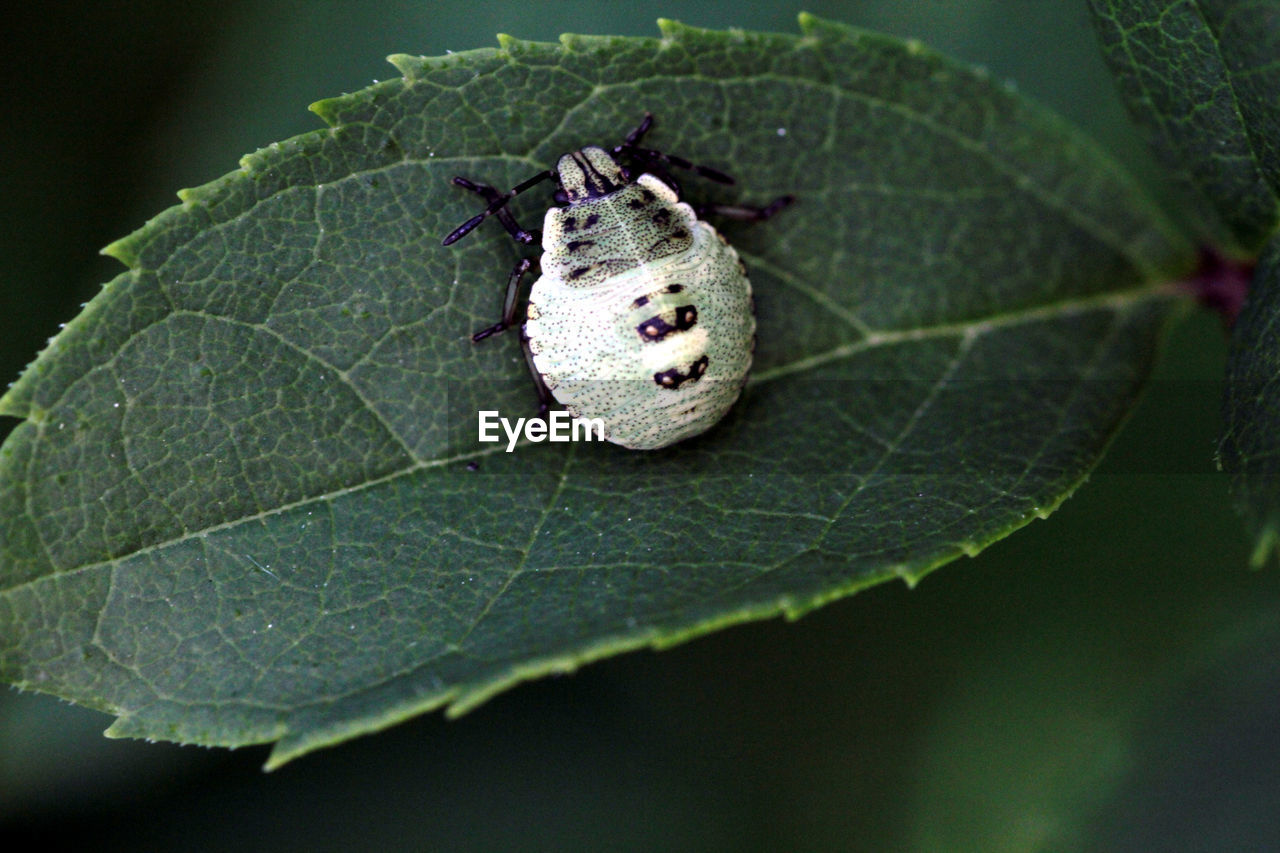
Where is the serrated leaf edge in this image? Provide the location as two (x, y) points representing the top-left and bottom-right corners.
(3, 11), (1195, 768)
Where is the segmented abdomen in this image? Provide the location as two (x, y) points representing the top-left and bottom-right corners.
(525, 221), (754, 450)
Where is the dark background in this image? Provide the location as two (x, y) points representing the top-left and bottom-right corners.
(3, 1), (1278, 848)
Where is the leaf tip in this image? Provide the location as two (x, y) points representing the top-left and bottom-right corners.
(102, 713), (137, 740)
(99, 236), (137, 267)
(386, 52), (421, 80)
(0, 381), (33, 419)
(262, 745), (294, 772)
(308, 97), (340, 126)
(797, 12), (840, 39)
(656, 18), (689, 40)
(495, 32), (523, 53)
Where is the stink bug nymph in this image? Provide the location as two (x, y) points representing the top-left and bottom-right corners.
(444, 113), (793, 450)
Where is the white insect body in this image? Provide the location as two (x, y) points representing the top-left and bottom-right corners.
(443, 115), (791, 450)
(523, 148), (754, 449)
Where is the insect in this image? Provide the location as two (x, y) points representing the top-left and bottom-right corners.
(443, 113), (793, 450)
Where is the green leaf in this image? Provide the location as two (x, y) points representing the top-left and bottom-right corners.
(1221, 234), (1280, 565)
(0, 14), (1193, 767)
(1088, 0), (1280, 255)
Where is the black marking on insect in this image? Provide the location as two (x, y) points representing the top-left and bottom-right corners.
(654, 355), (710, 389)
(572, 150), (625, 198)
(637, 305), (698, 342)
(630, 283), (687, 312)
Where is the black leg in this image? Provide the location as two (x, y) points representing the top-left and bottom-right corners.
(622, 112), (654, 147)
(472, 257), (533, 342)
(521, 332), (554, 417)
(450, 178), (535, 244)
(614, 112), (802, 224)
(625, 145), (735, 185)
(615, 113), (737, 187)
(442, 170), (554, 246)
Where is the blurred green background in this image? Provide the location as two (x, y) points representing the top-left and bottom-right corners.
(2, 1), (1278, 849)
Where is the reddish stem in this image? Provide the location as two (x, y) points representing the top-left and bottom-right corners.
(1179, 248), (1255, 328)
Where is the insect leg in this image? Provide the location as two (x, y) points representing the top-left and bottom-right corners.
(442, 171), (554, 246)
(698, 195), (796, 222)
(624, 146), (735, 185)
(621, 112), (655, 147)
(521, 332), (554, 419)
(449, 178), (534, 244)
(472, 257), (533, 342)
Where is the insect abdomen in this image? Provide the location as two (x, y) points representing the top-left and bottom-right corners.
(525, 220), (753, 449)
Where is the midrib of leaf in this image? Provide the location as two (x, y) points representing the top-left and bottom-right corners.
(752, 282), (1171, 383)
(764, 287), (1156, 571)
(0, 277), (1173, 603)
